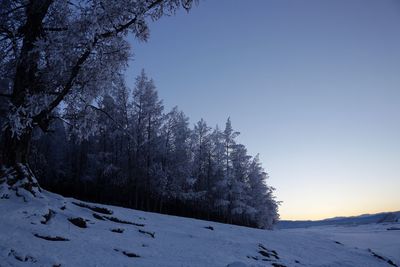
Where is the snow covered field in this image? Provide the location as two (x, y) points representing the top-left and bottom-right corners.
(1, 188), (399, 267)
(292, 224), (400, 265)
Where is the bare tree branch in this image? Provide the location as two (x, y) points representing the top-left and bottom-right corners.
(0, 4), (28, 17)
(43, 27), (68, 32)
(0, 93), (12, 98)
(40, 0), (164, 117)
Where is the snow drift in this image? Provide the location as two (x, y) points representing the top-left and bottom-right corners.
(0, 185), (399, 267)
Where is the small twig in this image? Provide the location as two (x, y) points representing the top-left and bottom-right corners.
(0, 93), (11, 98)
(0, 4), (28, 16)
(43, 27), (68, 32)
(138, 229), (155, 238)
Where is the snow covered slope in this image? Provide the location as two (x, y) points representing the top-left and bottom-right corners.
(293, 224), (400, 266)
(1, 188), (399, 267)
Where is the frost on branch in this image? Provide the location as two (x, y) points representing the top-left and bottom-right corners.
(5, 105), (33, 138)
(5, 94), (53, 138)
(1, 0), (197, 142)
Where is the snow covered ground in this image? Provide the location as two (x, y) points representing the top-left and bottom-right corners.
(292, 224), (400, 265)
(1, 188), (399, 267)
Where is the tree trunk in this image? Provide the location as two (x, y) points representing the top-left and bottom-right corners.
(1, 0), (53, 194)
(0, 120), (40, 198)
(1, 127), (41, 197)
(2, 127), (32, 166)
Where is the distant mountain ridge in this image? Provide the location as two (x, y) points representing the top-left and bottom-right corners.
(277, 211), (400, 229)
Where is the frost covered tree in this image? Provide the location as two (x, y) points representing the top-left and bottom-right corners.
(94, 94), (121, 184)
(223, 117), (239, 178)
(191, 119), (211, 195)
(209, 126), (228, 215)
(247, 155), (279, 228)
(131, 69), (164, 209)
(220, 118), (239, 221)
(229, 143), (251, 220)
(158, 106), (192, 209)
(0, 0), (197, 191)
(27, 72), (280, 228)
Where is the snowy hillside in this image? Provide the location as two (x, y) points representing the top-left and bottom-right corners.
(1, 188), (399, 267)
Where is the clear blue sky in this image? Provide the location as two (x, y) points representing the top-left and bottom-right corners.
(126, 0), (400, 220)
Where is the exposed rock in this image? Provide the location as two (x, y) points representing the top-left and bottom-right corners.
(103, 215), (144, 227)
(72, 202), (113, 215)
(138, 229), (155, 238)
(68, 217), (87, 228)
(33, 233), (69, 241)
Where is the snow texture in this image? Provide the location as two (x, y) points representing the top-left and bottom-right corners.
(0, 186), (399, 267)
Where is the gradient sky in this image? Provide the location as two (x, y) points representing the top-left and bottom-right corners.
(126, 0), (400, 220)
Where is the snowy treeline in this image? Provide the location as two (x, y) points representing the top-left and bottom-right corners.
(29, 70), (279, 229)
(0, 0), (278, 229)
